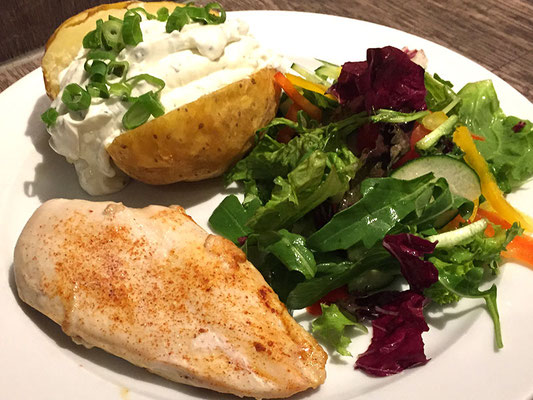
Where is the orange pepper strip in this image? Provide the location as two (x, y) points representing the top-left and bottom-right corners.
(503, 236), (533, 269)
(453, 126), (533, 231)
(476, 208), (533, 269)
(274, 72), (322, 122)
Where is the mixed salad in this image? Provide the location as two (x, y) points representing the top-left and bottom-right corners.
(209, 45), (533, 376)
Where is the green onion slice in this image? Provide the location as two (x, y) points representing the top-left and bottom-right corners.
(106, 61), (129, 83)
(166, 3), (227, 32)
(127, 7), (157, 20)
(122, 13), (143, 46)
(166, 7), (190, 32)
(87, 82), (110, 99)
(122, 92), (165, 130)
(101, 19), (124, 52)
(109, 82), (132, 99)
(62, 83), (92, 111)
(204, 2), (226, 24)
(126, 74), (165, 98)
(82, 19), (104, 49)
(41, 107), (59, 127)
(86, 59), (108, 83)
(86, 49), (117, 62)
(156, 7), (169, 21)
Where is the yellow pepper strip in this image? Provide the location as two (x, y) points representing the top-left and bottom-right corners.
(468, 198), (479, 223)
(453, 126), (533, 231)
(285, 73), (337, 100)
(422, 111), (448, 131)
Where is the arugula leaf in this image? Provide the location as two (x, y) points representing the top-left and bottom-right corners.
(402, 177), (474, 230)
(255, 229), (316, 279)
(307, 174), (435, 251)
(456, 80), (533, 192)
(208, 195), (251, 243)
(286, 247), (397, 309)
(312, 303), (367, 356)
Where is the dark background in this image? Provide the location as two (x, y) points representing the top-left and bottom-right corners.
(1, 0), (532, 101)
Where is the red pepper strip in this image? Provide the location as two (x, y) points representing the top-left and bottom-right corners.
(285, 103), (299, 121)
(393, 123), (431, 168)
(476, 208), (533, 269)
(471, 134), (486, 141)
(273, 72), (322, 122)
(276, 103), (299, 143)
(306, 286), (349, 316)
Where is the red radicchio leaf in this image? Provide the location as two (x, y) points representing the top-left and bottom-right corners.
(354, 290), (430, 376)
(329, 46), (427, 114)
(382, 233), (438, 293)
(512, 121), (526, 133)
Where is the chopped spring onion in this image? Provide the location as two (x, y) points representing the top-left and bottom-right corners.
(101, 19), (124, 52)
(109, 82), (132, 99)
(106, 61), (129, 83)
(127, 7), (157, 20)
(166, 6), (191, 32)
(126, 73), (165, 98)
(166, 3), (226, 32)
(85, 59), (107, 83)
(204, 2), (226, 24)
(86, 49), (116, 62)
(41, 107), (58, 127)
(156, 7), (169, 21)
(122, 92), (165, 130)
(87, 82), (110, 99)
(122, 12), (143, 46)
(82, 19), (104, 49)
(62, 83), (91, 111)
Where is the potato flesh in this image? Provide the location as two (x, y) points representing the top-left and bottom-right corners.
(107, 68), (281, 185)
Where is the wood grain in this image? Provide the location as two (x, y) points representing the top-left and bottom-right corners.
(0, 0), (531, 102)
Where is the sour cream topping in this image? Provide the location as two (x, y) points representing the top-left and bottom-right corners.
(48, 17), (287, 195)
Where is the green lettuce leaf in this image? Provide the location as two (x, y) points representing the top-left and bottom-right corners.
(424, 223), (522, 348)
(424, 72), (458, 111)
(312, 303), (367, 356)
(247, 148), (358, 231)
(456, 80), (533, 192)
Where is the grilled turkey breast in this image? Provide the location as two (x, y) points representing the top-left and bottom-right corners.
(14, 199), (327, 398)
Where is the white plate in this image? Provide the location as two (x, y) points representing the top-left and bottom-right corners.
(1, 10), (533, 400)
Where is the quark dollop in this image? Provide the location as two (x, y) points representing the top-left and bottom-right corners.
(47, 16), (286, 195)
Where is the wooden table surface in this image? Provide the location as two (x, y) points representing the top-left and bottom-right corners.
(1, 0), (532, 102)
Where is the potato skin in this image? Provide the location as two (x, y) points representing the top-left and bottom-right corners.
(106, 68), (281, 184)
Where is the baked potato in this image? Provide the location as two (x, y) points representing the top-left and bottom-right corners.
(42, 1), (281, 188)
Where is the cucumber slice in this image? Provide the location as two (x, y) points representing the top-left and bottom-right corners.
(391, 155), (481, 201)
(315, 64), (341, 81)
(291, 63), (328, 85)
